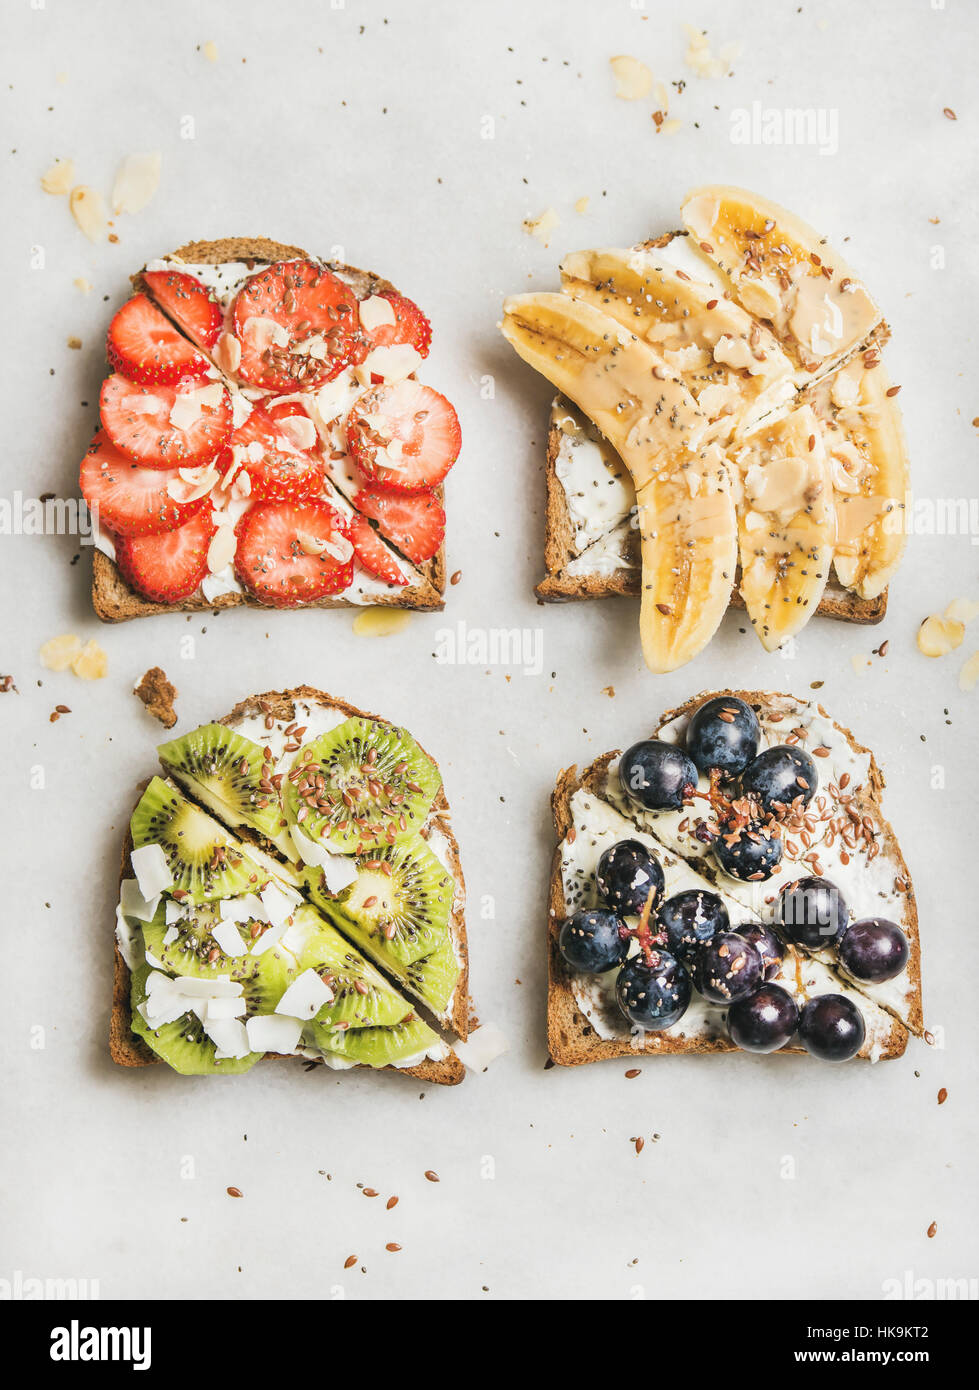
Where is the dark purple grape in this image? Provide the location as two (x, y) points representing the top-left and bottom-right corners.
(838, 918), (909, 983)
(798, 994), (866, 1062)
(696, 931), (763, 1004)
(596, 839), (665, 917)
(658, 889), (729, 962)
(559, 909), (628, 974)
(685, 696), (760, 777)
(740, 745), (818, 813)
(619, 739), (698, 812)
(737, 922), (786, 981)
(616, 951), (691, 1030)
(728, 984), (800, 1053)
(777, 876), (848, 950)
(713, 824), (783, 881)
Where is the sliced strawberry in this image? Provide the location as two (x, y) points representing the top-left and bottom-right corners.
(359, 292), (432, 358)
(354, 488), (445, 564)
(106, 294), (211, 386)
(141, 270), (223, 351)
(79, 430), (208, 537)
(235, 501), (354, 608)
(229, 404), (324, 503)
(117, 507), (216, 602)
(100, 373), (232, 468)
(232, 260), (366, 392)
(347, 512), (409, 586)
(347, 381), (460, 494)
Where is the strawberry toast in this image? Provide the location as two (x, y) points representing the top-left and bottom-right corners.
(81, 238), (461, 618)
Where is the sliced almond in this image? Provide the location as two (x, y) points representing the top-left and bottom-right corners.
(959, 651), (979, 692)
(215, 332), (241, 375)
(609, 55), (652, 101)
(71, 639), (108, 681)
(41, 159), (75, 195)
(111, 152), (161, 215)
(917, 614), (964, 658)
(944, 597), (979, 626)
(277, 414), (317, 451)
(202, 39), (218, 62)
(40, 634), (82, 671)
(242, 316), (289, 350)
(207, 526), (237, 574)
(522, 208), (560, 246)
(167, 465), (219, 504)
(69, 186), (106, 242)
(169, 382), (224, 431)
(358, 295), (397, 333)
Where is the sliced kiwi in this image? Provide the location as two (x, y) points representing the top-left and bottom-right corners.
(157, 723), (296, 859)
(403, 934), (460, 1015)
(283, 717), (441, 854)
(130, 777), (270, 905)
(312, 1011), (440, 1069)
(141, 904), (294, 1011)
(295, 910), (412, 1030)
(129, 965), (261, 1075)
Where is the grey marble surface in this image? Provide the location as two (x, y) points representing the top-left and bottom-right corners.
(1, 0), (976, 1300)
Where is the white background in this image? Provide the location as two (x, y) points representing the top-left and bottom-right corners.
(1, 0), (976, 1301)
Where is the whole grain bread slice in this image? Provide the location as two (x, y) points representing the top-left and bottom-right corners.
(92, 237), (446, 622)
(546, 690), (919, 1067)
(535, 397), (886, 623)
(109, 685), (469, 1085)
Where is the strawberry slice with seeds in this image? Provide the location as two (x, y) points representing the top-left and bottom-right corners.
(100, 373), (232, 468)
(347, 512), (409, 586)
(359, 292), (432, 358)
(347, 381), (460, 493)
(354, 487), (445, 564)
(141, 270), (223, 351)
(117, 507), (217, 603)
(79, 430), (209, 537)
(229, 404), (325, 503)
(232, 260), (366, 392)
(107, 294), (211, 386)
(235, 501), (354, 608)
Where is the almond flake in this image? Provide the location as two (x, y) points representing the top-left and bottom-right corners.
(40, 634), (82, 671)
(358, 295), (397, 333)
(609, 55), (652, 101)
(69, 185), (106, 242)
(202, 39), (218, 62)
(522, 208), (560, 247)
(917, 614), (964, 658)
(277, 414), (317, 451)
(944, 597), (979, 627)
(74, 277), (92, 294)
(71, 639), (108, 681)
(207, 527), (237, 574)
(41, 159), (75, 195)
(242, 316), (289, 350)
(111, 152), (161, 215)
(215, 332), (241, 375)
(959, 651), (979, 692)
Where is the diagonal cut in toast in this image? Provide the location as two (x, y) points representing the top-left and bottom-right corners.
(111, 686), (469, 1085)
(547, 691), (921, 1067)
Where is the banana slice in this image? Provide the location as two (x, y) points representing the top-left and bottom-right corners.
(681, 185), (881, 378)
(805, 360), (909, 599)
(730, 404), (835, 651)
(560, 242), (795, 443)
(501, 293), (709, 484)
(636, 445), (738, 672)
(502, 293), (734, 670)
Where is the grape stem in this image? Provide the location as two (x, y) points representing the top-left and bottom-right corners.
(634, 885), (667, 965)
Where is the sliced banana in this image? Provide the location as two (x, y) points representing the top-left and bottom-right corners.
(730, 404), (835, 651)
(805, 361), (909, 599)
(681, 185), (881, 378)
(560, 242), (795, 443)
(636, 444), (738, 672)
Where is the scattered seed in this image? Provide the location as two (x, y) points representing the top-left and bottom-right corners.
(226, 1187), (243, 1198)
(386, 1195), (399, 1209)
(937, 1087), (948, 1105)
(424, 1170), (440, 1183)
(343, 1255), (357, 1269)
(927, 1221), (937, 1238)
(386, 1243), (402, 1252)
(625, 1068), (641, 1079)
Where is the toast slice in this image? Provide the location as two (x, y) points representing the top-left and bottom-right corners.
(547, 690), (921, 1067)
(110, 686), (469, 1084)
(91, 237), (446, 621)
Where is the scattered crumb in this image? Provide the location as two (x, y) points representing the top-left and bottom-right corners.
(601, 685), (615, 697)
(69, 185), (106, 242)
(134, 666), (178, 728)
(959, 651), (979, 692)
(609, 55), (652, 101)
(111, 152), (161, 216)
(574, 196), (589, 215)
(0, 675), (17, 693)
(74, 276), (92, 294)
(352, 608), (412, 637)
(67, 336), (81, 350)
(684, 25), (742, 78)
(40, 158), (74, 195)
(202, 39), (218, 63)
(523, 207), (560, 246)
(850, 652), (872, 677)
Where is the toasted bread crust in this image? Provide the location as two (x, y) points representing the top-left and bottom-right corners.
(110, 686), (468, 1085)
(536, 401), (887, 622)
(546, 691), (919, 1067)
(93, 240), (447, 622)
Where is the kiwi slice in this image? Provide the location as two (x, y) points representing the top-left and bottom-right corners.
(129, 965), (261, 1075)
(283, 717), (441, 853)
(131, 777), (271, 905)
(312, 1011), (440, 1069)
(403, 934), (460, 1015)
(157, 723), (295, 859)
(295, 911), (411, 1030)
(141, 904), (294, 1011)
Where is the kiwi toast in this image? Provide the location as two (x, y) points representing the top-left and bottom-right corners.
(112, 687), (469, 1084)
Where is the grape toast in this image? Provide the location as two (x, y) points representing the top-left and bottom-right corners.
(91, 237), (448, 621)
(111, 686), (469, 1084)
(547, 690), (921, 1066)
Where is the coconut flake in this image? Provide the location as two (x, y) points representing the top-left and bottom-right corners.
(609, 55), (652, 101)
(276, 414), (317, 450)
(111, 153), (161, 215)
(358, 295), (397, 332)
(210, 918), (248, 958)
(275, 968), (335, 1021)
(288, 825), (359, 890)
(245, 1014), (302, 1054)
(130, 843), (173, 900)
(120, 876), (160, 923)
